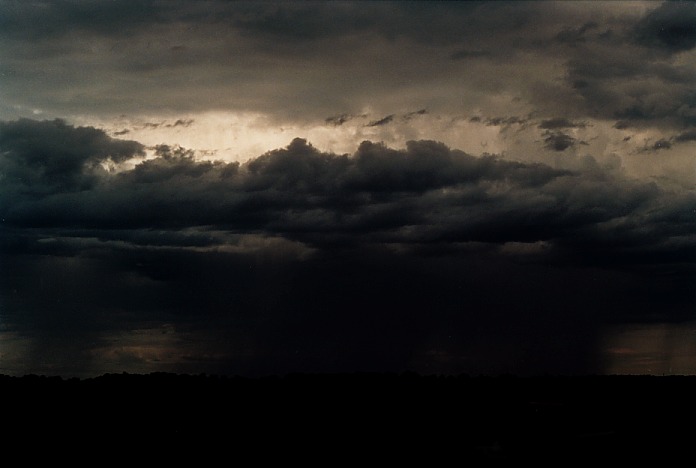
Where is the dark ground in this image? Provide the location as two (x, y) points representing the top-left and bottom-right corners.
(2, 372), (694, 464)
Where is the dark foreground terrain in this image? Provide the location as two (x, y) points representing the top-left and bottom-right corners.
(2, 372), (694, 464)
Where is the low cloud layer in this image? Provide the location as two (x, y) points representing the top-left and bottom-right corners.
(1, 119), (693, 377)
(5, 119), (690, 260)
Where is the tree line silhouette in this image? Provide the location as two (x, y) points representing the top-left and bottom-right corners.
(1, 372), (694, 463)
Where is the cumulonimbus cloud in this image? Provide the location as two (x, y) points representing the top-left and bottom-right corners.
(1, 118), (694, 377)
(2, 119), (692, 273)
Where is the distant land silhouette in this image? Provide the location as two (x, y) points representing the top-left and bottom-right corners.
(2, 372), (694, 463)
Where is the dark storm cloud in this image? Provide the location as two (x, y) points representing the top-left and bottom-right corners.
(230, 2), (376, 42)
(674, 129), (696, 142)
(543, 131), (576, 151)
(325, 114), (356, 126)
(484, 116), (527, 127)
(538, 118), (586, 129)
(565, 48), (696, 129)
(366, 115), (395, 127)
(2, 118), (694, 377)
(402, 109), (428, 120)
(0, 0), (551, 122)
(349, 110), (427, 127)
(652, 138), (672, 150)
(0, 0), (163, 40)
(634, 1), (696, 52)
(168, 119), (194, 128)
(2, 119), (689, 272)
(553, 21), (598, 45)
(614, 121), (632, 130)
(4, 0), (694, 141)
(0, 0), (534, 53)
(135, 119), (195, 131)
(0, 118), (144, 194)
(229, 1), (531, 46)
(524, 3), (696, 132)
(635, 130), (696, 151)
(2, 0), (694, 139)
(449, 49), (491, 60)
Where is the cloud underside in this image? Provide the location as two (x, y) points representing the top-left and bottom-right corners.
(3, 119), (692, 253)
(1, 119), (694, 376)
(2, 119), (693, 289)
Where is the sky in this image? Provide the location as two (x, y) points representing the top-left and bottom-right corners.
(0, 0), (695, 378)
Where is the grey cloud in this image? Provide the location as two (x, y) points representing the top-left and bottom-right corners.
(2, 1), (688, 135)
(538, 118), (586, 129)
(0, 1), (536, 48)
(449, 49), (491, 60)
(0, 0), (163, 40)
(614, 121), (632, 130)
(526, 6), (696, 132)
(355, 110), (427, 127)
(0, 0), (530, 68)
(636, 132), (696, 151)
(5, 0), (693, 139)
(634, 1), (696, 52)
(0, 1), (550, 123)
(0, 118), (144, 195)
(403, 109), (428, 120)
(485, 116), (527, 127)
(565, 47), (696, 128)
(325, 114), (357, 126)
(652, 138), (672, 150)
(366, 115), (394, 127)
(123, 145), (220, 187)
(614, 105), (656, 121)
(554, 21), (599, 45)
(543, 132), (576, 151)
(230, 1), (533, 47)
(136, 119), (195, 130)
(168, 119), (194, 128)
(674, 129), (696, 142)
(231, 2), (378, 42)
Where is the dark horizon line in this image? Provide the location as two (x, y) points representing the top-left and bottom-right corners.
(3, 370), (695, 382)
